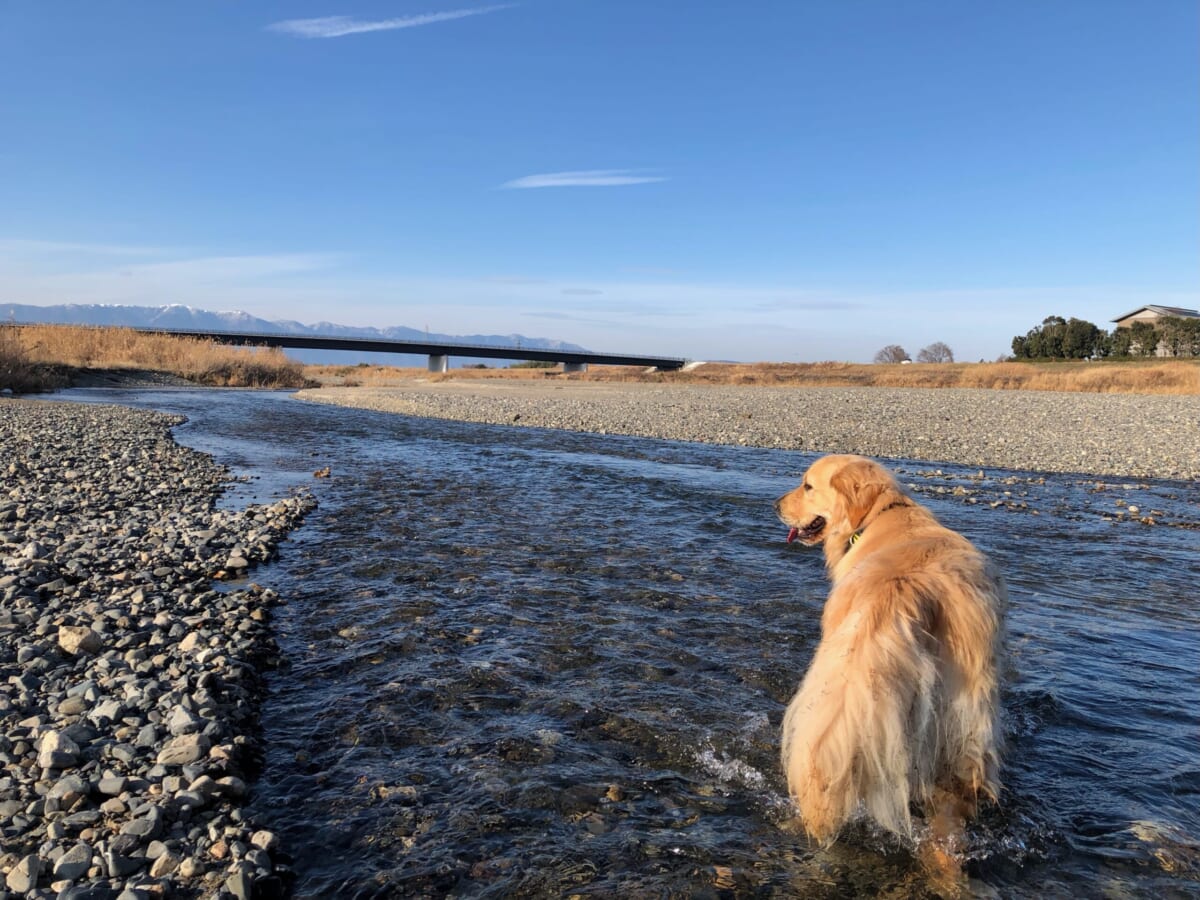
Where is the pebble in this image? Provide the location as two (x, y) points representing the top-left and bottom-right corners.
(38, 730), (82, 769)
(53, 842), (93, 881)
(6, 854), (40, 893)
(58, 625), (104, 656)
(298, 382), (1200, 480)
(0, 400), (314, 899)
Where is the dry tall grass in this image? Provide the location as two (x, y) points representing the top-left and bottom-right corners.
(0, 325), (60, 392)
(305, 359), (1200, 395)
(3, 324), (312, 390)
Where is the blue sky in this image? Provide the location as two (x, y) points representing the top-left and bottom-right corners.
(1, 1), (1196, 362)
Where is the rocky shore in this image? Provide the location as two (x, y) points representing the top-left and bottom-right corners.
(1, 400), (313, 899)
(297, 381), (1200, 481)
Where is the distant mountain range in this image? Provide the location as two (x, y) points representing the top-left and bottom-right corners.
(2, 303), (587, 366)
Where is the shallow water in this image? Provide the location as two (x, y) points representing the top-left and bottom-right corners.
(55, 390), (1200, 898)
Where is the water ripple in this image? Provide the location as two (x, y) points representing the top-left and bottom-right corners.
(56, 389), (1200, 898)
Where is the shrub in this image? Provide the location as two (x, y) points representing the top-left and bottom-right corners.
(917, 342), (955, 363)
(873, 345), (909, 364)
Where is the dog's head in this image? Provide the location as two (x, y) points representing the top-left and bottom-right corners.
(774, 454), (896, 546)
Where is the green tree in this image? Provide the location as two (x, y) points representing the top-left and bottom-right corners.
(1107, 327), (1133, 358)
(1062, 317), (1105, 359)
(1128, 321), (1159, 357)
(1181, 319), (1200, 356)
(1011, 315), (1109, 359)
(1037, 316), (1066, 358)
(1159, 317), (1200, 357)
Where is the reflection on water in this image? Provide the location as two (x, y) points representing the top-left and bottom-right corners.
(54, 390), (1200, 898)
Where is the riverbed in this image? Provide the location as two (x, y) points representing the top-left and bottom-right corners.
(45, 389), (1200, 898)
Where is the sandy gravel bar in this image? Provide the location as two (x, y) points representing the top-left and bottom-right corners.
(1, 399), (313, 899)
(297, 381), (1200, 481)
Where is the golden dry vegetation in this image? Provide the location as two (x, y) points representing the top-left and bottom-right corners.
(5, 324), (1197, 395)
(1, 324), (312, 391)
(307, 358), (1200, 395)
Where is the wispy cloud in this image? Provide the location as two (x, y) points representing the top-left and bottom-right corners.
(268, 6), (511, 39)
(500, 169), (668, 189)
(0, 238), (171, 258)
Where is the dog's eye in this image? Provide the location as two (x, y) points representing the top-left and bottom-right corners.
(803, 482), (812, 492)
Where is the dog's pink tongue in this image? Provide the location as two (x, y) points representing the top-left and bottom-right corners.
(786, 527), (799, 544)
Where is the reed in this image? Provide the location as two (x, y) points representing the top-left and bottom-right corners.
(2, 324), (312, 390)
(8, 326), (1194, 395)
(0, 325), (66, 392)
(304, 359), (1200, 395)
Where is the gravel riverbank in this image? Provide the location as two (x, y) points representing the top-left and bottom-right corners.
(297, 381), (1200, 481)
(1, 400), (313, 899)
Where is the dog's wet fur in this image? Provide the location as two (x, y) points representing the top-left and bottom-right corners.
(775, 455), (1006, 889)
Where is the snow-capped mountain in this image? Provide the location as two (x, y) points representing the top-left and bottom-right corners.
(2, 303), (587, 365)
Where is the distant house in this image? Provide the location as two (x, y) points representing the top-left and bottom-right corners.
(1111, 305), (1200, 357)
(1111, 305), (1200, 329)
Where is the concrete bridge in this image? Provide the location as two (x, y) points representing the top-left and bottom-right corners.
(128, 328), (688, 373)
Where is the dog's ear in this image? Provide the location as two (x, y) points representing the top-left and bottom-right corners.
(830, 460), (888, 529)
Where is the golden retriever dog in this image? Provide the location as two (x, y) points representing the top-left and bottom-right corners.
(774, 454), (1005, 875)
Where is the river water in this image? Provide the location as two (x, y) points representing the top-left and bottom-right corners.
(55, 389), (1200, 898)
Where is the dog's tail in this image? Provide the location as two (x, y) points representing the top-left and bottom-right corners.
(780, 582), (946, 842)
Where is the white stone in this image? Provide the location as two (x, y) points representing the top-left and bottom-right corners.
(38, 729), (81, 768)
(58, 625), (103, 656)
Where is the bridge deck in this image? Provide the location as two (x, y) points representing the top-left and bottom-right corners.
(129, 328), (688, 370)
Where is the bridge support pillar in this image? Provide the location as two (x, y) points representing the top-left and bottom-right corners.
(563, 362), (588, 374)
(427, 355), (449, 373)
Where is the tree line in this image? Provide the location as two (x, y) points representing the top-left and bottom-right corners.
(1011, 315), (1200, 360)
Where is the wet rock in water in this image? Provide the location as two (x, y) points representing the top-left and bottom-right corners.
(0, 399), (314, 900)
(251, 828), (280, 852)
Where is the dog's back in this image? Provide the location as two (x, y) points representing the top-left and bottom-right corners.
(777, 456), (1005, 843)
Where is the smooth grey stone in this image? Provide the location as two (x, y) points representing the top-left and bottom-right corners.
(103, 848), (144, 878)
(52, 841), (93, 881)
(156, 733), (210, 766)
(48, 773), (89, 800)
(97, 776), (127, 796)
(5, 853), (40, 893)
(225, 868), (254, 900)
(57, 886), (117, 900)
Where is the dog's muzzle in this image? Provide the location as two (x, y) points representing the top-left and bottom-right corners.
(788, 516), (826, 544)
